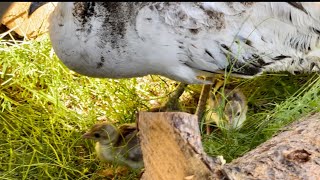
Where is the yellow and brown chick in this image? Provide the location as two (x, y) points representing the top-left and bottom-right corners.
(82, 122), (144, 169)
(205, 88), (248, 134)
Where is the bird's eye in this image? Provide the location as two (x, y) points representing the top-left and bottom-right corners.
(236, 112), (241, 116)
(94, 133), (100, 138)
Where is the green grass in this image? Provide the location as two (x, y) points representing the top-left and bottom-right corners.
(0, 35), (319, 179)
(202, 72), (320, 162)
(0, 36), (170, 179)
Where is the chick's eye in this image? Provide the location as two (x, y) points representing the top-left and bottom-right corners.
(236, 112), (241, 116)
(94, 133), (100, 138)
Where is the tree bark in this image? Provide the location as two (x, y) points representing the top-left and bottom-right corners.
(137, 112), (320, 180)
(137, 112), (224, 180)
(222, 112), (320, 180)
(1, 2), (56, 39)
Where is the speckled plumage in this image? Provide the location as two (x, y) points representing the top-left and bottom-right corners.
(39, 2), (320, 83)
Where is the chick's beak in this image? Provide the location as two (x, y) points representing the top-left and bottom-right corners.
(28, 2), (48, 17)
(82, 132), (92, 139)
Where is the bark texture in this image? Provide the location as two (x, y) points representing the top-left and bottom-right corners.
(223, 112), (320, 180)
(137, 112), (224, 180)
(1, 2), (56, 39)
(138, 112), (320, 180)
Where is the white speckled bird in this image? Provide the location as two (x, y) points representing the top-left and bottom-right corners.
(82, 122), (144, 169)
(28, 2), (320, 84)
(27, 2), (320, 118)
(205, 87), (248, 134)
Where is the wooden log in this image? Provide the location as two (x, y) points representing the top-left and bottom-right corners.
(1, 2), (56, 39)
(137, 112), (320, 180)
(137, 112), (224, 180)
(222, 112), (320, 179)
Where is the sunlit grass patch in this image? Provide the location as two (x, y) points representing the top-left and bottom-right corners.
(0, 36), (160, 179)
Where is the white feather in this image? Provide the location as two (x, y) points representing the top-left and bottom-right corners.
(46, 2), (320, 84)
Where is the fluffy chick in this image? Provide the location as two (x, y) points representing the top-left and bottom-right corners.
(82, 122), (144, 169)
(205, 88), (248, 134)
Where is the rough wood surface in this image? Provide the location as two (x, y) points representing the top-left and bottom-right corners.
(138, 112), (320, 180)
(1, 2), (56, 39)
(137, 112), (224, 180)
(222, 112), (320, 180)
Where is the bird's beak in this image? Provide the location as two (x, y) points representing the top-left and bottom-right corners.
(82, 132), (92, 139)
(28, 2), (48, 17)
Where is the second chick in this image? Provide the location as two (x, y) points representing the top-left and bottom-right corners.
(205, 88), (248, 134)
(82, 122), (144, 169)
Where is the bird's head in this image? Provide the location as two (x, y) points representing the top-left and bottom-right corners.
(206, 88), (248, 130)
(223, 89), (248, 130)
(82, 122), (120, 145)
(28, 2), (48, 17)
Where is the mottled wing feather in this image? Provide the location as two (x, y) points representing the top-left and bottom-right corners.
(118, 124), (137, 137)
(154, 2), (266, 76)
(118, 128), (143, 162)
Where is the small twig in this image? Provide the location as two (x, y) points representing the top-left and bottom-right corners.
(195, 77), (214, 122)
